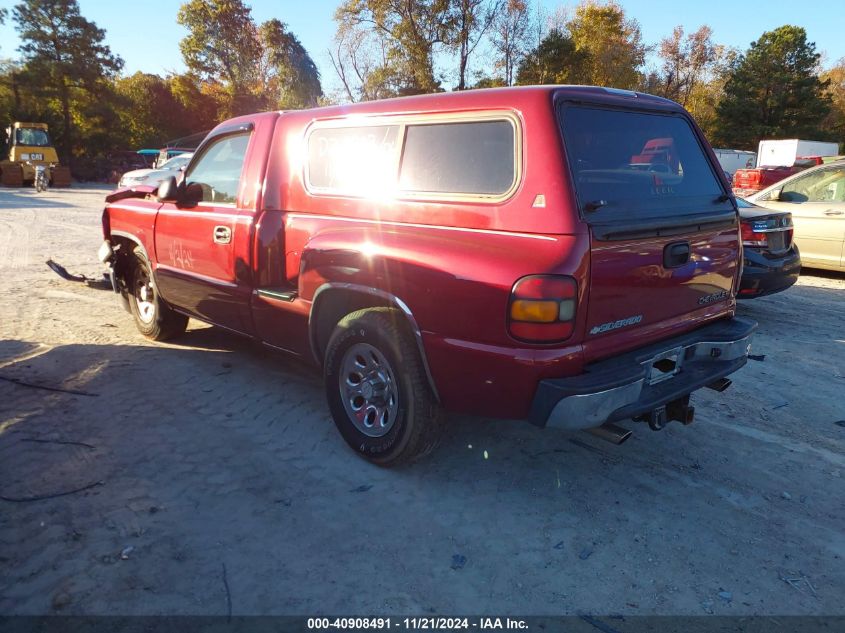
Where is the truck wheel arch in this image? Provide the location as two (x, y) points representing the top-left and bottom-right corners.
(308, 283), (440, 402)
(107, 231), (153, 309)
(110, 230), (152, 262)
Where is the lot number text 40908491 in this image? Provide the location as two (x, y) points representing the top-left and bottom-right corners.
(307, 617), (529, 630)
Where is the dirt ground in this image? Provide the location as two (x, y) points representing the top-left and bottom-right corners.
(0, 184), (843, 616)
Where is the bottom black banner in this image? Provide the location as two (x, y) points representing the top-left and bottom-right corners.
(0, 616), (842, 633)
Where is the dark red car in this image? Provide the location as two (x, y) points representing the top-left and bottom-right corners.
(99, 86), (756, 465)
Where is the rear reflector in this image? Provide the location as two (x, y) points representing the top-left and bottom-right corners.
(509, 275), (577, 343)
(510, 321), (574, 341)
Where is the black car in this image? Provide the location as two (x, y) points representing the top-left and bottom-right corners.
(737, 197), (801, 298)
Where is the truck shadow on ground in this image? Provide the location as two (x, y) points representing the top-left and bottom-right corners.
(0, 188), (80, 209)
(1, 332), (842, 615)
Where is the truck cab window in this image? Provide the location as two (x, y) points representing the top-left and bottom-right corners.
(15, 128), (51, 147)
(185, 132), (250, 204)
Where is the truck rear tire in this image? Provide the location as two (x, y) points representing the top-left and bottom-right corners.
(324, 307), (444, 466)
(128, 248), (188, 341)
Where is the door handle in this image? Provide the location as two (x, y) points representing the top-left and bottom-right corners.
(663, 241), (690, 268)
(213, 225), (232, 244)
(823, 209), (843, 216)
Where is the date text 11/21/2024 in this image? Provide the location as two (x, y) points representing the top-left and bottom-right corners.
(307, 617), (529, 630)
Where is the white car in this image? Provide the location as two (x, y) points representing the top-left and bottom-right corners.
(747, 159), (845, 272)
(118, 153), (193, 188)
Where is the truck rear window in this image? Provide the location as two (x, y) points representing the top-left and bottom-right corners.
(560, 106), (725, 216)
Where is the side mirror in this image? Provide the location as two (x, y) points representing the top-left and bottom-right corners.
(183, 182), (204, 206)
(769, 188), (782, 202)
(156, 176), (179, 202)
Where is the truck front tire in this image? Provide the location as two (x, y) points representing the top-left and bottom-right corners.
(128, 248), (188, 341)
(324, 308), (444, 466)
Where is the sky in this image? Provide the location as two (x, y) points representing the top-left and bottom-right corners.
(2, 0), (844, 95)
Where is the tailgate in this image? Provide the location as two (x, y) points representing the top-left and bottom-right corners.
(585, 223), (738, 361)
(559, 104), (739, 363)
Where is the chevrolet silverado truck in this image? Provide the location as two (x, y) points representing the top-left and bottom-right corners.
(99, 86), (756, 465)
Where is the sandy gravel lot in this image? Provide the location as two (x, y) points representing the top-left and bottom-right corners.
(0, 185), (843, 616)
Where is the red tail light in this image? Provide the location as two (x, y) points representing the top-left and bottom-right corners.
(736, 170), (760, 187)
(740, 221), (767, 248)
(509, 275), (577, 343)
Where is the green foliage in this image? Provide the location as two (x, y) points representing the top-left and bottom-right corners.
(513, 1), (644, 90)
(0, 60), (63, 145)
(646, 25), (717, 107)
(490, 0), (531, 87)
(471, 75), (507, 89)
(335, 0), (455, 96)
(11, 0), (123, 163)
(259, 19), (322, 109)
(177, 0), (260, 95)
(113, 72), (218, 149)
(714, 25), (831, 148)
(821, 59), (845, 146)
(177, 0), (322, 116)
(168, 73), (221, 133)
(72, 83), (125, 161)
(567, 0), (646, 90)
(452, 0), (497, 90)
(515, 28), (588, 85)
(329, 15), (408, 101)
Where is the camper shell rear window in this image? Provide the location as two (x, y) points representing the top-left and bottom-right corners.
(560, 106), (729, 218)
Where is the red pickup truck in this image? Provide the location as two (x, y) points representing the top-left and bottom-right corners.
(99, 86), (755, 465)
(732, 156), (826, 197)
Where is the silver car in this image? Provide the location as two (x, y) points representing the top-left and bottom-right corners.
(747, 160), (845, 272)
(118, 153), (193, 189)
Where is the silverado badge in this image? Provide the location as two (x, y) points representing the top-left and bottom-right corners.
(589, 315), (643, 335)
(698, 290), (728, 305)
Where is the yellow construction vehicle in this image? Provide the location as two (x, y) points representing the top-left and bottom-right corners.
(1, 122), (72, 187)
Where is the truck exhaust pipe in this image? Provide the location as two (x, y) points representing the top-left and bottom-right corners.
(586, 423), (632, 445)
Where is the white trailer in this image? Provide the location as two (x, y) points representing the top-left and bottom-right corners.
(756, 139), (839, 167)
(713, 149), (757, 176)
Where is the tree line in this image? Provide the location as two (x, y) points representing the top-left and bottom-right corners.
(1, 0), (843, 178)
(0, 0), (322, 176)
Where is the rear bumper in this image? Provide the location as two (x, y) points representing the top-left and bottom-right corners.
(739, 247), (801, 298)
(528, 316), (757, 430)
